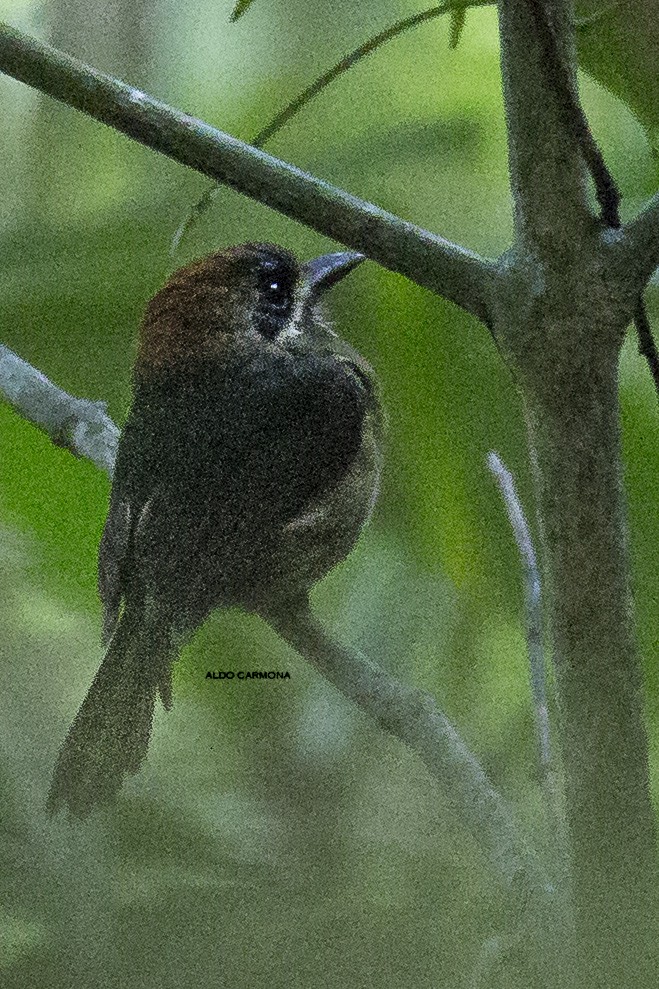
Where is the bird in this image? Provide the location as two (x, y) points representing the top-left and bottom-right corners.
(47, 242), (382, 818)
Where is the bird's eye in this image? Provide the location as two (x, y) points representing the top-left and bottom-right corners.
(254, 266), (294, 339)
(265, 280), (290, 309)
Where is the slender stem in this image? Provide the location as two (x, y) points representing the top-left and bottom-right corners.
(487, 450), (569, 909)
(633, 299), (659, 398)
(250, 1), (491, 148)
(523, 0), (620, 228)
(174, 0), (492, 254)
(486, 453), (551, 777)
(0, 21), (498, 322)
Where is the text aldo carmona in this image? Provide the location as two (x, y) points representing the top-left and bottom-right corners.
(205, 671), (291, 680)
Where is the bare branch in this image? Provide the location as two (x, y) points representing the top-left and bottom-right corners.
(265, 597), (550, 897)
(0, 21), (498, 323)
(1, 343), (549, 899)
(0, 345), (119, 475)
(487, 451), (568, 892)
(174, 0), (492, 253)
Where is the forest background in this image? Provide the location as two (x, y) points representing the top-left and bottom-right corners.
(1, 1), (658, 986)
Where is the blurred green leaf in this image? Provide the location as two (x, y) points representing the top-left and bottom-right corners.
(230, 0), (258, 21)
(576, 0), (659, 144)
(2, 5), (659, 985)
(0, 911), (48, 971)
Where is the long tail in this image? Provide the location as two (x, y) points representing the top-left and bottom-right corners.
(47, 607), (175, 819)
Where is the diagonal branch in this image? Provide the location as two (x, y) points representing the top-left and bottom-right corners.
(0, 343), (549, 901)
(265, 598), (549, 897)
(0, 21), (498, 323)
(0, 345), (119, 474)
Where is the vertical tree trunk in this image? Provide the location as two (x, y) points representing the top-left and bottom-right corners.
(496, 2), (659, 977)
(523, 336), (658, 986)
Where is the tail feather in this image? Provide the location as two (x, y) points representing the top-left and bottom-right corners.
(47, 610), (173, 819)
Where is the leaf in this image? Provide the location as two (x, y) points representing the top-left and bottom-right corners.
(230, 0), (258, 22)
(576, 1), (659, 145)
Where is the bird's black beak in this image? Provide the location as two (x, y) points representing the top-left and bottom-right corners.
(300, 251), (366, 299)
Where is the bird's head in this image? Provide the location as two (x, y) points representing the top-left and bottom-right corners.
(136, 242), (365, 370)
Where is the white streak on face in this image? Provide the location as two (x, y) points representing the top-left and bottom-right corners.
(276, 281), (311, 341)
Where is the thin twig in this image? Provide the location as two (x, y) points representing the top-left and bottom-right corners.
(633, 298), (659, 399)
(251, 1), (490, 148)
(487, 451), (570, 899)
(486, 452), (550, 778)
(172, 0), (492, 253)
(524, 0), (620, 227)
(0, 21), (496, 322)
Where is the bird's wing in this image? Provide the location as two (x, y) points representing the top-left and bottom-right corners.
(96, 387), (181, 637)
(98, 497), (132, 644)
(98, 352), (371, 617)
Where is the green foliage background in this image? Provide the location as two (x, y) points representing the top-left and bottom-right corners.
(1, 1), (658, 986)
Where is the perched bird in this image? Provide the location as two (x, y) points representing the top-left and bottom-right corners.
(47, 242), (382, 817)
